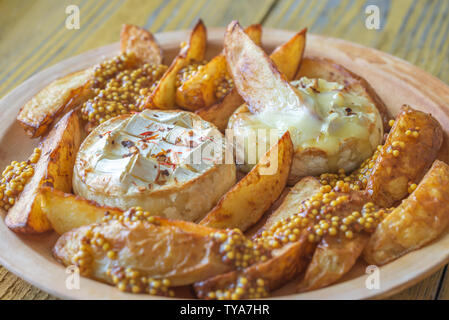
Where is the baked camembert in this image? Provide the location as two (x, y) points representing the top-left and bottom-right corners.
(73, 109), (236, 221)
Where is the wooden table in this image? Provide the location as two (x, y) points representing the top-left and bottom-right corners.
(0, 0), (448, 300)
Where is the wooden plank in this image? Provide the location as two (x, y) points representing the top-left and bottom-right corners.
(0, 0), (276, 99)
(436, 267), (449, 299)
(263, 0), (449, 84)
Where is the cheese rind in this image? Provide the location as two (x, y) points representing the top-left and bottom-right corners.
(73, 110), (236, 221)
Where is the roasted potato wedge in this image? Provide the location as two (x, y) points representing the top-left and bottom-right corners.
(298, 234), (369, 292)
(5, 110), (82, 233)
(196, 88), (244, 132)
(120, 24), (162, 65)
(144, 20), (207, 110)
(364, 160), (449, 265)
(262, 176), (321, 231)
(196, 27), (306, 130)
(53, 216), (233, 287)
(194, 234), (311, 299)
(17, 68), (93, 138)
(177, 24), (261, 112)
(296, 57), (390, 131)
(224, 21), (303, 114)
(366, 105), (443, 208)
(200, 131), (293, 231)
(270, 28), (306, 81)
(39, 187), (121, 234)
(176, 54), (228, 111)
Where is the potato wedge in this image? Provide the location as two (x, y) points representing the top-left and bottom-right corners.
(194, 233), (312, 299)
(53, 216), (233, 287)
(262, 176), (321, 231)
(120, 24), (162, 65)
(366, 105), (443, 207)
(17, 68), (93, 138)
(176, 54), (228, 111)
(196, 27), (306, 130)
(296, 57), (390, 131)
(176, 24), (262, 112)
(224, 21), (305, 114)
(364, 160), (449, 265)
(144, 20), (207, 110)
(200, 131), (293, 231)
(270, 28), (306, 81)
(5, 110), (82, 233)
(298, 234), (369, 292)
(39, 187), (121, 234)
(196, 88), (244, 131)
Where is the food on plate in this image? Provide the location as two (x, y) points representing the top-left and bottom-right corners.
(195, 239), (311, 299)
(200, 131), (293, 231)
(3, 18), (449, 300)
(364, 105), (443, 208)
(364, 160), (449, 265)
(177, 24), (262, 112)
(196, 27), (306, 131)
(225, 21), (384, 184)
(298, 233), (369, 292)
(39, 187), (122, 234)
(120, 24), (163, 65)
(5, 110), (82, 233)
(0, 148), (42, 211)
(18, 24), (164, 138)
(143, 20), (207, 110)
(17, 68), (93, 138)
(73, 109), (236, 221)
(296, 57), (390, 131)
(53, 207), (272, 294)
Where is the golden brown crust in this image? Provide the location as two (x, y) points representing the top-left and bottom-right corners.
(366, 105), (443, 208)
(17, 69), (93, 138)
(144, 20), (207, 110)
(200, 131), (293, 231)
(299, 233), (368, 292)
(6, 110), (82, 233)
(53, 218), (232, 287)
(364, 160), (449, 265)
(120, 24), (163, 65)
(194, 235), (312, 299)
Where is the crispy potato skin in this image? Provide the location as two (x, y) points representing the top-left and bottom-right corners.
(17, 69), (93, 138)
(120, 24), (162, 65)
(53, 219), (232, 286)
(366, 105), (443, 208)
(145, 20), (207, 110)
(364, 160), (449, 265)
(176, 55), (228, 111)
(200, 132), (293, 231)
(39, 187), (122, 234)
(224, 21), (300, 114)
(299, 234), (369, 292)
(270, 28), (307, 81)
(177, 24), (262, 112)
(194, 234), (312, 298)
(6, 110), (82, 233)
(196, 27), (305, 130)
(296, 57), (390, 132)
(262, 176), (321, 231)
(195, 88), (244, 132)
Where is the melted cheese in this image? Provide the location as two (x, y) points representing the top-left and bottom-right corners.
(229, 77), (383, 174)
